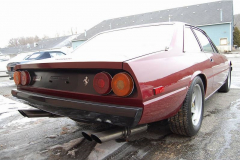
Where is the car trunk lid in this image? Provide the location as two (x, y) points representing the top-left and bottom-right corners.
(15, 53), (133, 70)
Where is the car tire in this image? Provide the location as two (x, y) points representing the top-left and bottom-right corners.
(218, 69), (231, 93)
(168, 76), (204, 136)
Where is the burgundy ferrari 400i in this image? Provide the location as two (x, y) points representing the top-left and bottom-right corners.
(12, 22), (231, 143)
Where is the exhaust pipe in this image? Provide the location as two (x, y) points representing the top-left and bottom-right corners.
(18, 109), (62, 118)
(84, 125), (147, 143)
(82, 131), (93, 141)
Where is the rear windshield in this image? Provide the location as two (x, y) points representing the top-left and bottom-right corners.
(73, 25), (174, 58)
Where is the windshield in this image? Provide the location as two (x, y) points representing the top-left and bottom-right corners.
(72, 25), (174, 59)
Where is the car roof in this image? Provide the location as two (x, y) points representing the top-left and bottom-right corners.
(83, 22), (189, 44)
(31, 51), (65, 54)
(102, 21), (185, 32)
(92, 21), (192, 36)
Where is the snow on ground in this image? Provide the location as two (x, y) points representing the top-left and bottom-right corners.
(0, 71), (8, 77)
(224, 53), (240, 58)
(0, 95), (40, 129)
(0, 61), (9, 72)
(231, 84), (240, 89)
(0, 81), (14, 87)
(0, 95), (31, 115)
(88, 140), (126, 160)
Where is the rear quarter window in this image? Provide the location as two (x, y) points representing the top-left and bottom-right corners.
(193, 29), (214, 53)
(184, 27), (201, 52)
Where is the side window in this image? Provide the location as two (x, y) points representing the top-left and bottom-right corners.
(194, 29), (214, 53)
(50, 52), (65, 58)
(184, 27), (201, 52)
(50, 52), (57, 58)
(39, 52), (51, 59)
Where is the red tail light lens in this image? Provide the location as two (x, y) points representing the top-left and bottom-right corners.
(111, 72), (134, 97)
(93, 72), (112, 95)
(20, 71), (31, 86)
(13, 71), (21, 85)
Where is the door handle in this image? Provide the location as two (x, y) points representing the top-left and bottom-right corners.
(210, 58), (214, 62)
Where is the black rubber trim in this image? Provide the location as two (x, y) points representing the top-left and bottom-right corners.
(12, 89), (142, 127)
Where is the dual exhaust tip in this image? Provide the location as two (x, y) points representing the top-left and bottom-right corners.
(82, 125), (148, 144)
(18, 109), (148, 144)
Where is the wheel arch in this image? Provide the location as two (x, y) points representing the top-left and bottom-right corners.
(190, 71), (207, 95)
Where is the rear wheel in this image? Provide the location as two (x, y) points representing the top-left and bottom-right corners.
(218, 69), (231, 92)
(168, 76), (204, 136)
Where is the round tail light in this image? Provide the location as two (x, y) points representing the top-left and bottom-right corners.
(13, 71), (21, 85)
(93, 72), (112, 95)
(21, 71), (31, 86)
(111, 72), (134, 97)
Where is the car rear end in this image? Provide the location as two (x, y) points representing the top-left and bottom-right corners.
(12, 23), (177, 127)
(12, 62), (144, 127)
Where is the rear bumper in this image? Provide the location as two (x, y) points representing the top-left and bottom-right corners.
(12, 89), (143, 127)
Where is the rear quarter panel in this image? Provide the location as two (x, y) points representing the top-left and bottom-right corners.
(215, 53), (231, 88)
(124, 49), (212, 124)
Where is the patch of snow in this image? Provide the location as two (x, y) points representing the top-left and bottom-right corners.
(0, 95), (46, 128)
(0, 95), (31, 114)
(0, 112), (17, 121)
(87, 140), (126, 160)
(0, 71), (8, 77)
(1, 116), (40, 128)
(0, 81), (15, 87)
(0, 95), (30, 112)
(0, 61), (9, 72)
(230, 84), (240, 89)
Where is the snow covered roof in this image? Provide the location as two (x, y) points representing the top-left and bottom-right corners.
(74, 0), (233, 41)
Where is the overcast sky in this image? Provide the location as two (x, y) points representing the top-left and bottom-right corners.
(0, 0), (239, 48)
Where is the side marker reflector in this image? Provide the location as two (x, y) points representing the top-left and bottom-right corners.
(153, 86), (164, 95)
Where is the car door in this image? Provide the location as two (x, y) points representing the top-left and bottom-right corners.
(193, 29), (227, 92)
(184, 26), (214, 97)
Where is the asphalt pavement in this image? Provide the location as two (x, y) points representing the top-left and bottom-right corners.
(0, 56), (239, 160)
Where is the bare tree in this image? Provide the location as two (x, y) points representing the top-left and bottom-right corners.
(42, 35), (49, 40)
(34, 36), (40, 42)
(8, 38), (18, 47)
(8, 35), (41, 47)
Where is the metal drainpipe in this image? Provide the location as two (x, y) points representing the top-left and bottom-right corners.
(220, 9), (222, 22)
